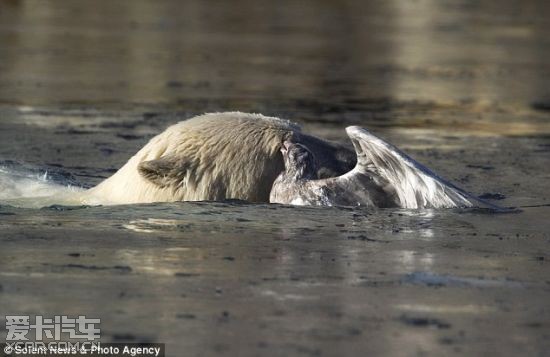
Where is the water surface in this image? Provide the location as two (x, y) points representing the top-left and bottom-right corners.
(0, 0), (549, 356)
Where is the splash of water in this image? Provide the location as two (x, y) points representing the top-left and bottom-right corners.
(0, 164), (84, 208)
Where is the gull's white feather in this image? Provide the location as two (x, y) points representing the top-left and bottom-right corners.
(345, 126), (474, 209)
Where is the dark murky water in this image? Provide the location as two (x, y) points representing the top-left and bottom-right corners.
(0, 0), (549, 356)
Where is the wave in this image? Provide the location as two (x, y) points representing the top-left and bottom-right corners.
(0, 162), (84, 208)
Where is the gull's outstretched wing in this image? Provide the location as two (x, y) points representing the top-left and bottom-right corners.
(345, 126), (493, 209)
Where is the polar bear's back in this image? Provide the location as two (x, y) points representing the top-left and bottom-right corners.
(85, 112), (300, 204)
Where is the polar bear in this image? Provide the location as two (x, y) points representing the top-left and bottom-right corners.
(0, 111), (496, 209)
(82, 112), (356, 205)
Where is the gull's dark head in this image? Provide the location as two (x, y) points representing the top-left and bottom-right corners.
(280, 141), (318, 180)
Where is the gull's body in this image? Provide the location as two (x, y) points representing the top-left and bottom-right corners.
(271, 126), (494, 209)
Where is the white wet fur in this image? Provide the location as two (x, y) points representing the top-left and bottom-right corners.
(1, 112), (302, 207)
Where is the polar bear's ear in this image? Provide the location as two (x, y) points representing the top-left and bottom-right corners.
(138, 156), (189, 188)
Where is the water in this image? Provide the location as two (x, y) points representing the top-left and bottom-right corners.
(0, 0), (549, 356)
